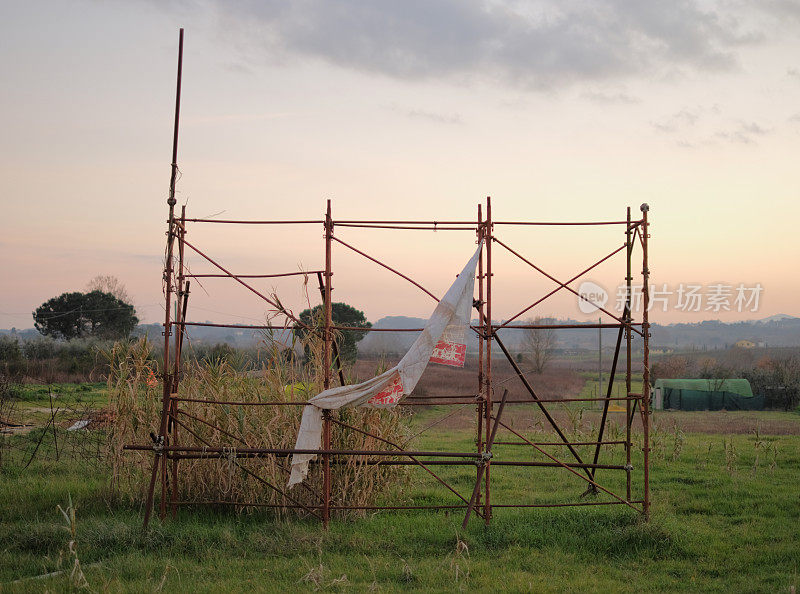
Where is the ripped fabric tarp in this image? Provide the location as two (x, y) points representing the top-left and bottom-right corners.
(288, 242), (482, 487)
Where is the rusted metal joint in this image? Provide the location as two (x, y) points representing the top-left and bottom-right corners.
(581, 484), (599, 498)
(475, 451), (492, 468)
(624, 464), (634, 471)
(150, 433), (164, 454)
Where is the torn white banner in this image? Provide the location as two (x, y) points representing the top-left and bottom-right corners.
(288, 242), (482, 487)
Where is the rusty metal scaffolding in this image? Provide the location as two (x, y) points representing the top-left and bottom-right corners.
(125, 30), (652, 529)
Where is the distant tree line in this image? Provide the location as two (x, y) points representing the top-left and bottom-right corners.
(4, 275), (374, 383)
(651, 349), (800, 411)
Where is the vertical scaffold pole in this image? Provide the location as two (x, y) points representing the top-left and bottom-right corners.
(170, 205), (187, 517)
(625, 207), (633, 501)
(475, 205), (484, 510)
(144, 27), (183, 530)
(323, 199), (333, 528)
(640, 204), (651, 519)
(484, 196), (493, 525)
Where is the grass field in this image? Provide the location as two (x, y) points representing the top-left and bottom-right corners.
(1, 384), (799, 592)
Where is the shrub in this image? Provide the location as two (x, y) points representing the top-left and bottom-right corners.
(22, 336), (58, 360)
(0, 336), (25, 380)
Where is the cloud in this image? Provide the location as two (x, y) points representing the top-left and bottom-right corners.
(652, 106), (770, 145)
(392, 107), (463, 125)
(581, 90), (641, 104)
(789, 112), (800, 122)
(713, 121), (770, 144)
(222, 61), (255, 75)
(0, 239), (160, 264)
(757, 0), (800, 22)
(652, 108), (702, 133)
(195, 0), (758, 89)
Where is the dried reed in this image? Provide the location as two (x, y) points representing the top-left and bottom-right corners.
(106, 336), (410, 516)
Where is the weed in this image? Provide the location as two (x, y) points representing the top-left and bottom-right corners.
(767, 440), (780, 472)
(650, 420), (665, 460)
(751, 423), (765, 476)
(299, 556), (348, 591)
(671, 423), (685, 462)
(56, 493), (90, 589)
(724, 439), (738, 474)
(607, 418), (622, 442)
(565, 407), (586, 438)
(447, 534), (471, 588)
(400, 557), (415, 583)
(696, 441), (714, 470)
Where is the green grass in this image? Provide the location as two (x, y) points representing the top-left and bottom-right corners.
(14, 382), (108, 406)
(1, 402), (799, 591)
(578, 374), (645, 402)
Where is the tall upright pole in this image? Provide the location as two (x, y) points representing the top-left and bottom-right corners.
(484, 196), (493, 525)
(172, 205), (187, 391)
(476, 204), (485, 510)
(322, 199), (333, 528)
(170, 204), (187, 517)
(598, 317), (602, 400)
(144, 28), (184, 529)
(640, 204), (651, 519)
(625, 207), (633, 501)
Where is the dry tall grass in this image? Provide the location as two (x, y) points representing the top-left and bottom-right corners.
(105, 337), (410, 516)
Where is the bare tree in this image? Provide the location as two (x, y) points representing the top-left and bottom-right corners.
(698, 357), (732, 392)
(521, 316), (557, 374)
(652, 356), (692, 380)
(86, 275), (132, 305)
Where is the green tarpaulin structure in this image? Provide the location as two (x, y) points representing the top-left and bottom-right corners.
(654, 378), (764, 411)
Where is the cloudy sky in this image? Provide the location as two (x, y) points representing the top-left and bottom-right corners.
(2, 0), (799, 330)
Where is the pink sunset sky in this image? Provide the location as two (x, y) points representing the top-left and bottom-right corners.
(2, 1), (799, 330)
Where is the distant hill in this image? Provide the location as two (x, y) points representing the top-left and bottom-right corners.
(0, 327), (40, 340)
(3, 314), (799, 352)
(649, 316), (800, 349)
(756, 314), (798, 323)
(357, 314), (800, 355)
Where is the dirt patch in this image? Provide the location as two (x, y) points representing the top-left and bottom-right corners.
(0, 421), (35, 436)
(355, 357), (800, 436)
(59, 408), (116, 431)
(4, 407), (116, 432)
(355, 357), (586, 401)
